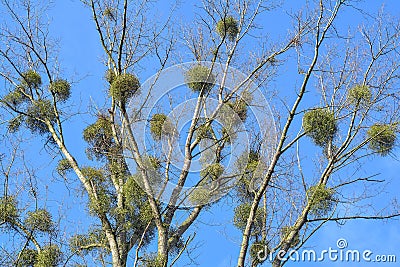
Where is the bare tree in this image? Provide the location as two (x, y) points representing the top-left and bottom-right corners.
(0, 132), (65, 267)
(228, 1), (400, 267)
(0, 0), (399, 267)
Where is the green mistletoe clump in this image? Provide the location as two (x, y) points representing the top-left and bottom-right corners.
(185, 65), (215, 93)
(367, 124), (397, 156)
(109, 73), (140, 102)
(303, 108), (337, 147)
(216, 16), (239, 41)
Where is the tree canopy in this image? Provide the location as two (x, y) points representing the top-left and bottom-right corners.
(0, 0), (399, 267)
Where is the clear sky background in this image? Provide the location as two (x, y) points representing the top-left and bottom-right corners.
(3, 0), (399, 266)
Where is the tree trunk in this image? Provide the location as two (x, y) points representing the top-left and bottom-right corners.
(157, 227), (169, 267)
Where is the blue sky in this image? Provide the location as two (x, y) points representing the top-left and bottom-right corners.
(2, 0), (399, 266)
